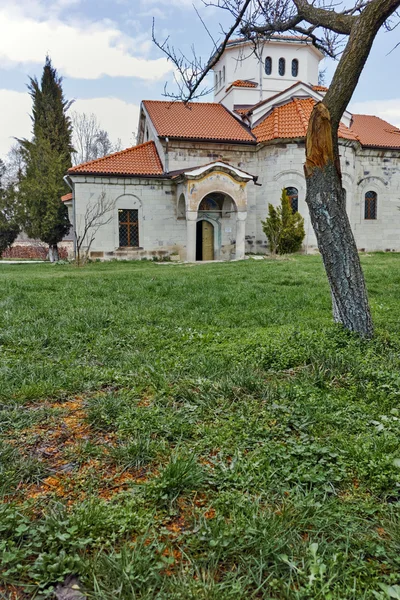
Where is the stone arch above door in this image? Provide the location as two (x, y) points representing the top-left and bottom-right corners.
(171, 161), (256, 262)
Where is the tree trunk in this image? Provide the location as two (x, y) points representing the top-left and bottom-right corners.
(304, 103), (373, 338)
(48, 244), (59, 263)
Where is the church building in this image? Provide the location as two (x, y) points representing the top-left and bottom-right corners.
(63, 36), (400, 261)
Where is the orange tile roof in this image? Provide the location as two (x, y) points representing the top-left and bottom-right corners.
(350, 114), (400, 149)
(143, 100), (255, 144)
(226, 79), (258, 92)
(61, 192), (72, 202)
(312, 85), (328, 92)
(252, 98), (358, 143)
(68, 141), (164, 176)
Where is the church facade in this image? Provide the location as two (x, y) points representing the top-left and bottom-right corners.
(63, 36), (400, 261)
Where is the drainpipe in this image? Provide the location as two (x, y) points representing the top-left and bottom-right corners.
(63, 175), (76, 260)
(165, 137), (169, 174)
(259, 41), (264, 103)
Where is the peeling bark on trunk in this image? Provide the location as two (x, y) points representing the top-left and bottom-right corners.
(305, 103), (373, 338)
(48, 244), (59, 263)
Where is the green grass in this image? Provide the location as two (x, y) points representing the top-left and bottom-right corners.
(1, 255), (400, 599)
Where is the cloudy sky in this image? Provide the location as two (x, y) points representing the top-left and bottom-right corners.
(0, 0), (400, 159)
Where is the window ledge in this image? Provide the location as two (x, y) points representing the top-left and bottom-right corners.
(116, 246), (143, 250)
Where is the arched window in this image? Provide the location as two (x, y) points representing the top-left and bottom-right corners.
(286, 187), (298, 213)
(265, 56), (272, 75)
(223, 66), (226, 83)
(279, 58), (286, 76)
(214, 73), (218, 89)
(365, 191), (377, 220)
(219, 71), (222, 87)
(291, 59), (299, 77)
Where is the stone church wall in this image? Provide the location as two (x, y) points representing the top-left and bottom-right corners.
(71, 138), (400, 261)
(70, 176), (188, 261)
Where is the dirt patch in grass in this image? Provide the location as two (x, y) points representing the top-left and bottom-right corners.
(4, 395), (152, 505)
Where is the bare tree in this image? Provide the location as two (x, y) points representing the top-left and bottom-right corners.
(154, 0), (400, 337)
(71, 112), (122, 166)
(3, 143), (25, 187)
(75, 192), (115, 265)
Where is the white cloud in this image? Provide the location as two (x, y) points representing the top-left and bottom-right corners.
(0, 89), (140, 158)
(0, 89), (32, 157)
(0, 8), (173, 80)
(72, 96), (140, 148)
(350, 99), (400, 128)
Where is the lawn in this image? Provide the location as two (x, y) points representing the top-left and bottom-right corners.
(1, 255), (400, 599)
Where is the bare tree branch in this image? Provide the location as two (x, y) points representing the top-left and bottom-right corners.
(152, 0), (253, 101)
(75, 192), (115, 265)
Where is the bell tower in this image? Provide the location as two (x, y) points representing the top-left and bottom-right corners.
(212, 36), (324, 112)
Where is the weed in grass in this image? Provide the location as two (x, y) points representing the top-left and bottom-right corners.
(87, 539), (167, 599)
(150, 452), (205, 506)
(109, 435), (157, 469)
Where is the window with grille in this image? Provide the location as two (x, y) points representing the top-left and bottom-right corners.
(285, 187), (298, 213)
(291, 59), (299, 77)
(364, 191), (377, 220)
(265, 56), (272, 75)
(279, 58), (286, 76)
(118, 209), (139, 247)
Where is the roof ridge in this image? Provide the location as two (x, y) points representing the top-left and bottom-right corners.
(294, 97), (311, 134)
(248, 81), (313, 113)
(273, 106), (279, 139)
(69, 141), (157, 173)
(143, 99), (220, 107)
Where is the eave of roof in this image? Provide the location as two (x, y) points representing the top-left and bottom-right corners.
(225, 79), (258, 93)
(169, 160), (257, 182)
(68, 141), (164, 177)
(209, 35), (324, 65)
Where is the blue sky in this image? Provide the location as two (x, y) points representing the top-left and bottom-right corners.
(0, 0), (399, 158)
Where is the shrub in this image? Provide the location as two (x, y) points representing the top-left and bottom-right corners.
(262, 188), (305, 254)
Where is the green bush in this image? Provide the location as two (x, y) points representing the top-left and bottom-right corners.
(262, 188), (305, 254)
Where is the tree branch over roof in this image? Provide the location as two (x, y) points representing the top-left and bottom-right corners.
(153, 0), (400, 104)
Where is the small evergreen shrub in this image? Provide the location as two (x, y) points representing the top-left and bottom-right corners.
(262, 188), (305, 254)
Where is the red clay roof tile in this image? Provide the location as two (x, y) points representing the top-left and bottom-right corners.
(61, 192), (72, 202)
(143, 100), (255, 143)
(68, 141), (164, 176)
(226, 79), (258, 92)
(350, 114), (400, 149)
(252, 98), (358, 143)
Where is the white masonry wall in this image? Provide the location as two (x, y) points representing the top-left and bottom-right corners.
(69, 175), (188, 260)
(351, 149), (400, 251)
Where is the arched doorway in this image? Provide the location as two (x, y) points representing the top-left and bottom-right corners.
(196, 220), (214, 261)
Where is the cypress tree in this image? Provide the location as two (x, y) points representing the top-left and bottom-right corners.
(19, 56), (73, 261)
(262, 189), (305, 255)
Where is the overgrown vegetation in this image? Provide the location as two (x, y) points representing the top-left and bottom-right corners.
(1, 256), (400, 598)
(262, 188), (305, 254)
